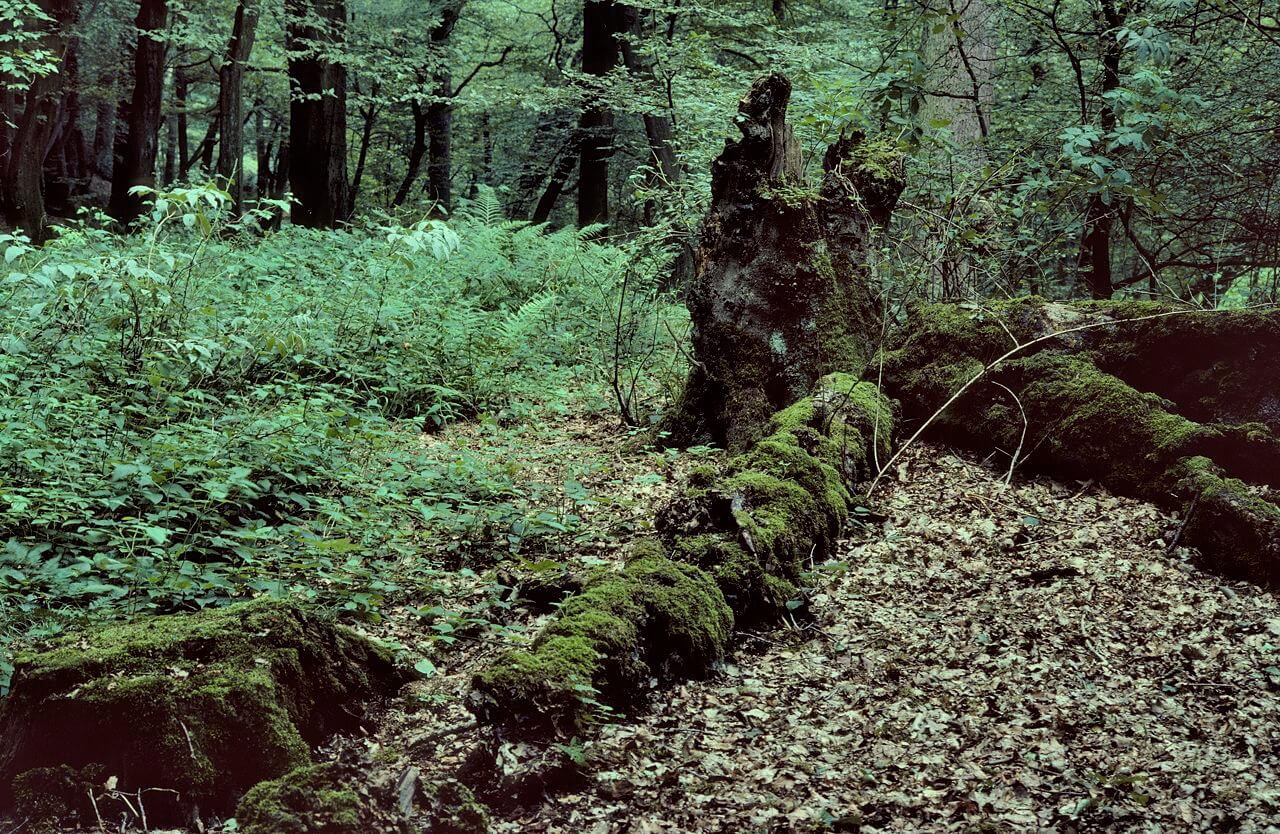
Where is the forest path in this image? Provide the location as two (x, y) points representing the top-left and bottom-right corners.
(507, 445), (1280, 834)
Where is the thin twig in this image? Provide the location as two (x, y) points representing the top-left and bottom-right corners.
(991, 381), (1028, 485)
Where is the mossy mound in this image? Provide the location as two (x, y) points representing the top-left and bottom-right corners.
(0, 600), (408, 825)
(470, 542), (732, 737)
(470, 375), (894, 737)
(883, 299), (1280, 585)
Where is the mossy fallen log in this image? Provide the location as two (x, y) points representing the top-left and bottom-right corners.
(0, 600), (408, 827)
(883, 298), (1280, 585)
(469, 374), (894, 737)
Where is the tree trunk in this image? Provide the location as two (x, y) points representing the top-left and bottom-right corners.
(109, 0), (169, 226)
(216, 0), (260, 213)
(665, 74), (905, 451)
(90, 98), (115, 180)
(45, 38), (87, 213)
(2, 0), (79, 242)
(1077, 0), (1124, 300)
(174, 66), (189, 175)
(285, 0), (349, 228)
(348, 88), (378, 206)
(577, 0), (624, 228)
(392, 97), (428, 207)
(531, 136), (580, 224)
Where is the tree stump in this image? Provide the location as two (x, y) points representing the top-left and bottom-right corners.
(665, 73), (905, 452)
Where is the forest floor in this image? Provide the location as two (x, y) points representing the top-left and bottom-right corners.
(363, 436), (1280, 834)
(28, 419), (1280, 834)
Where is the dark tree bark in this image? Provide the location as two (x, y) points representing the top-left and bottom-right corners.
(425, 2), (461, 214)
(109, 0), (169, 226)
(174, 66), (189, 174)
(348, 81), (378, 205)
(391, 2), (461, 212)
(1077, 0), (1125, 300)
(617, 7), (680, 192)
(531, 135), (581, 224)
(45, 38), (88, 213)
(285, 0), (349, 228)
(90, 98), (115, 180)
(577, 0), (626, 228)
(2, 0), (79, 241)
(216, 0), (260, 213)
(392, 92), (427, 207)
(0, 90), (16, 167)
(665, 74), (905, 451)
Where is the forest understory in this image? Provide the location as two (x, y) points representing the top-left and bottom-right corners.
(4, 0), (1280, 830)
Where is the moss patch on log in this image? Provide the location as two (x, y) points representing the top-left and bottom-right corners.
(883, 299), (1280, 586)
(470, 375), (894, 737)
(470, 543), (732, 737)
(0, 600), (408, 824)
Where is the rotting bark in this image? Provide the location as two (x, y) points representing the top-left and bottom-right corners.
(663, 73), (904, 453)
(0, 600), (408, 827)
(882, 298), (1280, 585)
(469, 373), (894, 740)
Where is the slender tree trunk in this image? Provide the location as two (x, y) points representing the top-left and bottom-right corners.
(393, 96), (427, 207)
(349, 83), (378, 205)
(285, 0), (349, 228)
(1078, 0), (1124, 300)
(425, 93), (452, 213)
(163, 103), (178, 184)
(577, 0), (624, 228)
(2, 0), (79, 241)
(0, 90), (17, 168)
(46, 39), (88, 210)
(109, 0), (169, 225)
(216, 0), (260, 213)
(254, 108), (269, 197)
(174, 66), (189, 174)
(618, 6), (680, 225)
(532, 136), (580, 224)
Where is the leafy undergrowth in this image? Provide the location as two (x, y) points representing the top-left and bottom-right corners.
(479, 444), (1280, 833)
(0, 188), (689, 692)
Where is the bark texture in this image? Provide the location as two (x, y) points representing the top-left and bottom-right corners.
(883, 299), (1280, 585)
(109, 0), (169, 226)
(1, 0), (78, 241)
(285, 0), (349, 228)
(216, 0), (261, 213)
(666, 73), (905, 452)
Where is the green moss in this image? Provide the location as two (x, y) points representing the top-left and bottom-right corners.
(236, 764), (370, 834)
(471, 551), (731, 736)
(0, 600), (406, 822)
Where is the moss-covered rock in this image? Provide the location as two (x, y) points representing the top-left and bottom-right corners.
(882, 298), (1280, 586)
(0, 600), (408, 824)
(236, 764), (376, 834)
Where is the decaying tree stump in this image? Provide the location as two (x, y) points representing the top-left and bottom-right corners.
(883, 299), (1280, 585)
(665, 73), (905, 452)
